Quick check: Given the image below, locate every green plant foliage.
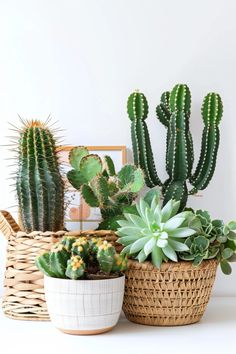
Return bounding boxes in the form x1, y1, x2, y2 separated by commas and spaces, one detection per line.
117, 189, 195, 268
16, 119, 65, 232
36, 236, 128, 279
65, 256, 85, 280
179, 209, 236, 274
67, 147, 145, 230
127, 85, 223, 210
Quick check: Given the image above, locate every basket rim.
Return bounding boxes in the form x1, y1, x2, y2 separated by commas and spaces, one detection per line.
9, 229, 117, 237
127, 258, 218, 272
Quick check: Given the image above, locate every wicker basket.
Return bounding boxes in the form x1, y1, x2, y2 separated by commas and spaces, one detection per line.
0, 210, 119, 321
123, 259, 218, 326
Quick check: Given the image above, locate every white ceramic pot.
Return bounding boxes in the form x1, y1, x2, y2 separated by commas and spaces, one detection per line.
44, 274, 125, 335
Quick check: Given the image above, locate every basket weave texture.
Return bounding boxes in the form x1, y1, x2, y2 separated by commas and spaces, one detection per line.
123, 259, 218, 326
0, 210, 118, 321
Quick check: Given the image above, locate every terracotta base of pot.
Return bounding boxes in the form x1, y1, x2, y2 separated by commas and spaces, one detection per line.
58, 326, 114, 335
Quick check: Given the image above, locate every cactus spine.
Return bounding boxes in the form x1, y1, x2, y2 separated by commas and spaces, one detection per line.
16, 120, 64, 232
127, 84, 223, 209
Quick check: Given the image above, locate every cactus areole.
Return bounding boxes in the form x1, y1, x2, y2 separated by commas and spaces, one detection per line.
16, 119, 65, 232
127, 84, 223, 209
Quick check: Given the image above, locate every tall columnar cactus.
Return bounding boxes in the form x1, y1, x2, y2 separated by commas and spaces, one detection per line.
67, 146, 144, 230
127, 85, 223, 209
16, 120, 65, 232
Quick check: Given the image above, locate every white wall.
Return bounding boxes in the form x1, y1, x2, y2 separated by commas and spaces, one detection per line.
0, 0, 235, 296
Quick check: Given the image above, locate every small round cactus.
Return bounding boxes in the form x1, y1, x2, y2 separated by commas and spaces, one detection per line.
61, 236, 77, 252
71, 237, 90, 260
36, 237, 128, 279
66, 256, 85, 280
97, 241, 116, 274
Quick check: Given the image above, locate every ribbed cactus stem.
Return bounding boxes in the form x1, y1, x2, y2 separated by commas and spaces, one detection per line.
190, 93, 223, 190
16, 120, 64, 232
169, 84, 191, 114
49, 243, 70, 278
128, 91, 162, 187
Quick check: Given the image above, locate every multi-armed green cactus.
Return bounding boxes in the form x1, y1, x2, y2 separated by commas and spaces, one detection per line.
36, 236, 127, 280
67, 146, 144, 230
127, 84, 223, 209
16, 119, 65, 232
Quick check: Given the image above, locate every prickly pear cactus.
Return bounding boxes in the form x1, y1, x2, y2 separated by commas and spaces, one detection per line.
67, 146, 144, 230
16, 119, 64, 232
127, 84, 223, 209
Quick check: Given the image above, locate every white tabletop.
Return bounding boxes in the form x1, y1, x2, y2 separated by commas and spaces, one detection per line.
0, 297, 235, 354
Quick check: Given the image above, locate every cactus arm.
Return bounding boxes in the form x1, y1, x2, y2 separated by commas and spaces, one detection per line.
190, 125, 220, 190
163, 180, 188, 210
131, 119, 162, 187
169, 84, 191, 114
186, 130, 194, 174
128, 91, 162, 187
93, 175, 109, 204
167, 111, 190, 181
156, 104, 171, 127
81, 184, 99, 207
156, 91, 171, 127
103, 155, 116, 176
127, 91, 148, 120
79, 154, 102, 182
117, 164, 144, 192
69, 146, 89, 169
67, 169, 87, 190
190, 93, 223, 190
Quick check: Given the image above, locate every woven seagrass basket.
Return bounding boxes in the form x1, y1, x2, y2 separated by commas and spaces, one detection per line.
0, 210, 119, 321
123, 259, 218, 326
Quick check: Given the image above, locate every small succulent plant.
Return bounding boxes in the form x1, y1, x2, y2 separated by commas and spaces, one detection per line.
36, 236, 127, 280
179, 210, 236, 274
117, 189, 236, 274
67, 146, 144, 230
117, 188, 196, 268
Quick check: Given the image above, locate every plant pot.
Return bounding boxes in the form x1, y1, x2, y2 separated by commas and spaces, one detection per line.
123, 259, 218, 326
44, 274, 125, 334
0, 211, 119, 321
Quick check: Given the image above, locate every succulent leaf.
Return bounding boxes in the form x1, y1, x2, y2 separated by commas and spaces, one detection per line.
117, 190, 195, 268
